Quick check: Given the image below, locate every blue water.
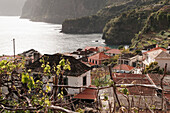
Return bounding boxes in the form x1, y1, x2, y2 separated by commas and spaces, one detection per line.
0, 16, 105, 55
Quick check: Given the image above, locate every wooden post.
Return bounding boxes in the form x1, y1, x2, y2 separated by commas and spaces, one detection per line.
109, 65, 121, 110
161, 63, 167, 111
53, 76, 58, 102
0, 74, 1, 97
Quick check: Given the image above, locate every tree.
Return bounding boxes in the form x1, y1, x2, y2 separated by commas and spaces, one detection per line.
144, 62, 163, 74
0, 57, 72, 113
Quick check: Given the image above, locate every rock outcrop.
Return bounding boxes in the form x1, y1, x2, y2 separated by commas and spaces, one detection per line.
21, 0, 107, 24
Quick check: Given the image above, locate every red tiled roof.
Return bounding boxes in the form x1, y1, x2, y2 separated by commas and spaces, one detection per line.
88, 48, 98, 52
105, 47, 111, 50
143, 47, 167, 54
85, 46, 98, 51
148, 74, 170, 89
113, 73, 145, 78
112, 73, 154, 95
113, 64, 134, 71
165, 93, 170, 102
106, 49, 121, 54
74, 88, 97, 100
97, 46, 104, 49
88, 52, 110, 60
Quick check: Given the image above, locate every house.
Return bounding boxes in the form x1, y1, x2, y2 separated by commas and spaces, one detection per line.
27, 53, 91, 95
154, 51, 170, 72
97, 46, 111, 52
18, 49, 41, 63
148, 74, 170, 109
66, 48, 95, 60
143, 47, 170, 72
105, 49, 121, 56
166, 44, 170, 54
118, 53, 143, 67
84, 46, 110, 53
113, 64, 134, 73
88, 52, 110, 66
0, 55, 31, 65
112, 73, 157, 96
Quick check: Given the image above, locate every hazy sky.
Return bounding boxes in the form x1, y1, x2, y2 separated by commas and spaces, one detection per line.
0, 0, 26, 16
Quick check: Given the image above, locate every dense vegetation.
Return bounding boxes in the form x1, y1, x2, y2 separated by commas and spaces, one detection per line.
102, 0, 170, 45
62, 0, 160, 34
131, 4, 170, 49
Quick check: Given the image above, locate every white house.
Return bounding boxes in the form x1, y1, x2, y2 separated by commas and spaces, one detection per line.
27, 53, 91, 95
105, 49, 121, 56
67, 70, 91, 94
143, 47, 170, 72
118, 53, 143, 67
143, 47, 167, 66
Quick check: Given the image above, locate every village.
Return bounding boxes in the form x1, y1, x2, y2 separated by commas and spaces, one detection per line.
0, 44, 170, 113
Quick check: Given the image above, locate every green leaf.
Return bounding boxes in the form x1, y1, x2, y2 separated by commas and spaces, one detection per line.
59, 59, 65, 66
45, 99, 51, 106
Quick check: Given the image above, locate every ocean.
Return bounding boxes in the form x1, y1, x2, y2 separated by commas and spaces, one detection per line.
0, 16, 105, 56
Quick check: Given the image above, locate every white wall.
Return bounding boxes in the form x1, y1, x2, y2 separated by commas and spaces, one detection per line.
156, 59, 170, 72
67, 70, 91, 94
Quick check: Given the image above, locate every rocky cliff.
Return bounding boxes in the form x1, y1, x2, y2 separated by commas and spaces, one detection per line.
0, 0, 26, 16
21, 0, 107, 24
62, 0, 160, 34
62, 0, 131, 34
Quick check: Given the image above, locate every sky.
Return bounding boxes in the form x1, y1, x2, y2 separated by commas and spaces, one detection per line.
0, 0, 26, 16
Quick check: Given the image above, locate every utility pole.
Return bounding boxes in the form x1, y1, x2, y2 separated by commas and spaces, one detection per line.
13, 39, 15, 59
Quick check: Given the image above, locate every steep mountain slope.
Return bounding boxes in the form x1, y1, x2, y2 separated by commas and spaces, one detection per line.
102, 4, 165, 45
130, 5, 170, 49
21, 0, 107, 24
62, 0, 160, 34
0, 0, 26, 16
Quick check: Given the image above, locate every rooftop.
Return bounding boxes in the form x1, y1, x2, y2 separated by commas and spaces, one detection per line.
112, 73, 151, 84
112, 73, 155, 95
155, 51, 170, 60
113, 64, 134, 71
88, 52, 110, 60
74, 87, 97, 100
120, 53, 135, 59
143, 47, 167, 54
105, 49, 121, 54
27, 53, 91, 76
148, 74, 170, 91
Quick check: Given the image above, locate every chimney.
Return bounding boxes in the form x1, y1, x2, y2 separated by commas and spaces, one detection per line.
96, 47, 98, 51
34, 52, 40, 62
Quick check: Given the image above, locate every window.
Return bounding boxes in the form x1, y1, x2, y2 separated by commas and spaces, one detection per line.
64, 77, 68, 85
132, 62, 136, 67
83, 76, 87, 86
124, 61, 129, 65
95, 60, 97, 64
